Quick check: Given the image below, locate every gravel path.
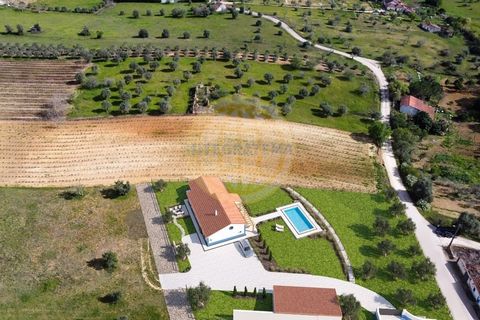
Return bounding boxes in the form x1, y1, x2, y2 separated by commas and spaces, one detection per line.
164, 289, 195, 320
136, 183, 177, 274
137, 183, 195, 319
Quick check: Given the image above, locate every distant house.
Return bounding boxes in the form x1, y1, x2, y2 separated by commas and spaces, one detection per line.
420, 22, 442, 33
234, 286, 343, 320
452, 246, 480, 309
211, 1, 228, 12
383, 0, 414, 14
161, 0, 176, 3
400, 95, 435, 119
186, 176, 248, 247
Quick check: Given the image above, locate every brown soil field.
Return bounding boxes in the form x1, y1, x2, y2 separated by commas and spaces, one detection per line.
0, 60, 85, 120
0, 115, 376, 191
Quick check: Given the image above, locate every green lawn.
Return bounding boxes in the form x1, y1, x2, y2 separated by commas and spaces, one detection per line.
295, 188, 451, 319
442, 0, 480, 36
225, 183, 292, 216
71, 57, 378, 133
0, 187, 167, 320
258, 218, 345, 279
165, 217, 195, 272
0, 3, 303, 54
193, 291, 273, 320
154, 181, 188, 214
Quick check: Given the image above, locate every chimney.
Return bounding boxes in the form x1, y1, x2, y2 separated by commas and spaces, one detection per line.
214, 210, 218, 216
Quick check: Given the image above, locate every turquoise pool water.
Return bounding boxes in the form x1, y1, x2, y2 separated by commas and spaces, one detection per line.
283, 206, 314, 234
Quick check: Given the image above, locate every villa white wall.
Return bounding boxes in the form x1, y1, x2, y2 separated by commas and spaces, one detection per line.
466, 277, 480, 307
234, 310, 341, 320
206, 223, 245, 246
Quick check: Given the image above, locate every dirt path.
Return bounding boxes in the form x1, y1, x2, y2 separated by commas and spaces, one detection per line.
0, 115, 375, 191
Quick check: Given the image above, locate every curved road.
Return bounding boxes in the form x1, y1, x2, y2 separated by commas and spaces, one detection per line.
254, 10, 477, 320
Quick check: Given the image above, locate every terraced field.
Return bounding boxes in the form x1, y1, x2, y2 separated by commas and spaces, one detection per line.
0, 60, 84, 120
0, 116, 376, 191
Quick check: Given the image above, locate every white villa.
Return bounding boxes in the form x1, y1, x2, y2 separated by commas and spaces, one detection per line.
186, 176, 252, 247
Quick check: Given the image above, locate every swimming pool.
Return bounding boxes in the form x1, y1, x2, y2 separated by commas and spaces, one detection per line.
283, 206, 315, 234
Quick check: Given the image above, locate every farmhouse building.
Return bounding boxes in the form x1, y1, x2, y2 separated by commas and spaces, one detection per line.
233, 286, 343, 320
186, 176, 248, 246
383, 0, 414, 14
420, 22, 442, 33
400, 95, 435, 119
452, 246, 480, 308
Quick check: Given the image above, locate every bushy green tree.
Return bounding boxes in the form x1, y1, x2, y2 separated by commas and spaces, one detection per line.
397, 218, 416, 235
361, 260, 377, 280
339, 294, 361, 320
102, 251, 118, 272
377, 239, 395, 256
411, 258, 436, 281
113, 180, 130, 196
395, 288, 416, 307
373, 216, 390, 236
387, 260, 406, 280
368, 121, 391, 147
187, 282, 211, 310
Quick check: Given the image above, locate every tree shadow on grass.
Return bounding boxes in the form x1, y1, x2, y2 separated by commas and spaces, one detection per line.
350, 223, 374, 240
87, 258, 105, 270
359, 244, 380, 258
100, 188, 120, 199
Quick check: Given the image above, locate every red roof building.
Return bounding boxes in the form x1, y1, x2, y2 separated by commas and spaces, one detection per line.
187, 176, 247, 246
273, 286, 342, 318
400, 95, 435, 119
234, 286, 343, 319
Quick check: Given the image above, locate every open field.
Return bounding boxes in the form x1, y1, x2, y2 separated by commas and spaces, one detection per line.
0, 60, 84, 120
442, 0, 480, 36
0, 187, 167, 320
296, 188, 451, 319
225, 182, 292, 216
0, 116, 376, 191
257, 218, 345, 279
72, 57, 378, 133
250, 5, 473, 77
0, 3, 307, 55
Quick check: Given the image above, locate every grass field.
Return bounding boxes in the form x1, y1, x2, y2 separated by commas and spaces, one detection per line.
165, 217, 196, 272
0, 3, 305, 54
71, 57, 378, 133
258, 218, 345, 279
193, 290, 273, 320
295, 188, 451, 319
249, 4, 472, 77
442, 0, 480, 36
225, 183, 292, 216
155, 181, 188, 214
0, 187, 167, 320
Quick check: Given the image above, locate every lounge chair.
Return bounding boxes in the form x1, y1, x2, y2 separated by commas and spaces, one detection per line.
275, 224, 285, 232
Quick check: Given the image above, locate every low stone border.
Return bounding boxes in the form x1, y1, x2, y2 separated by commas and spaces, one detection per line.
283, 187, 355, 283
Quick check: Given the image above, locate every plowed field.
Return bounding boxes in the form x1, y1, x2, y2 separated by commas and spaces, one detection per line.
0, 60, 84, 120
0, 116, 376, 191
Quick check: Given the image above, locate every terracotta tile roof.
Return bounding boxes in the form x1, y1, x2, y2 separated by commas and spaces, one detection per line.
187, 176, 246, 237
400, 95, 435, 119
273, 286, 342, 317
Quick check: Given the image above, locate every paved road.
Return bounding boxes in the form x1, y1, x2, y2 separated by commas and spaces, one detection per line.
160, 233, 393, 313
252, 11, 478, 320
